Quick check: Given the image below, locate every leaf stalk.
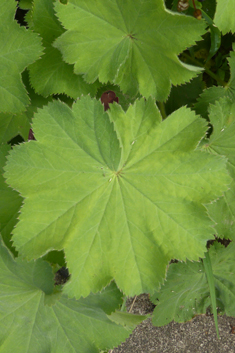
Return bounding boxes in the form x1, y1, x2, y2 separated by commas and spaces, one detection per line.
203, 251, 220, 339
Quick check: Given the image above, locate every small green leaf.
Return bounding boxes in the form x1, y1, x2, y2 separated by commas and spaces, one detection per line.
194, 86, 226, 120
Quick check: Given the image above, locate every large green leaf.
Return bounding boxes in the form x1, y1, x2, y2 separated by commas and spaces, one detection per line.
0, 239, 139, 353
54, 0, 206, 101
203, 98, 235, 240
151, 241, 235, 326
27, 0, 99, 99
0, 0, 43, 113
4, 96, 231, 298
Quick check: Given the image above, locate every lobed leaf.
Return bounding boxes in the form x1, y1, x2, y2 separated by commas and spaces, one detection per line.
0, 239, 138, 353
54, 0, 206, 101
4, 96, 231, 299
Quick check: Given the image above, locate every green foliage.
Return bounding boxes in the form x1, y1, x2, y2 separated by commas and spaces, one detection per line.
0, 239, 141, 353
0, 0, 43, 113
54, 0, 206, 100
204, 98, 235, 240
28, 0, 99, 98
0, 145, 22, 254
203, 250, 219, 338
1, 0, 235, 350
151, 242, 235, 324
214, 0, 235, 34
4, 96, 231, 300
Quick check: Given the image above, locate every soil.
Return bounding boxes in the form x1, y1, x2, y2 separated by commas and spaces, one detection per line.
54, 269, 235, 352
110, 294, 235, 353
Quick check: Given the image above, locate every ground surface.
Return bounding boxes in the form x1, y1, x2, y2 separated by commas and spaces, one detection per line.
110, 294, 235, 353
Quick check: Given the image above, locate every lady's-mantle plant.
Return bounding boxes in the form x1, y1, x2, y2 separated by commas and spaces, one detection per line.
1, 0, 235, 351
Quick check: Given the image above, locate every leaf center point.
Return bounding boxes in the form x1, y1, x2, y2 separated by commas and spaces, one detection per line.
115, 169, 123, 178
127, 33, 137, 40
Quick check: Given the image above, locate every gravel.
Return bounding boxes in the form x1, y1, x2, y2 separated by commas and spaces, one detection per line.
110, 294, 235, 353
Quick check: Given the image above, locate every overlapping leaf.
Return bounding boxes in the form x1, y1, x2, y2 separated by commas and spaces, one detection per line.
53, 0, 206, 101
4, 96, 231, 299
0, 145, 22, 254
0, 0, 43, 113
18, 0, 33, 10
0, 113, 29, 144
194, 45, 235, 119
0, 239, 140, 353
0, 71, 53, 144
214, 0, 235, 34
27, 0, 98, 98
203, 98, 235, 240
164, 75, 203, 116
151, 242, 235, 326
